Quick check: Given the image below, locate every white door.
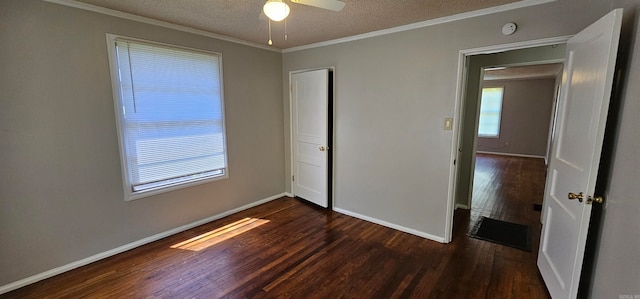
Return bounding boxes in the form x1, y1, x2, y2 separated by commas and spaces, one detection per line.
291, 69, 330, 208
538, 9, 622, 299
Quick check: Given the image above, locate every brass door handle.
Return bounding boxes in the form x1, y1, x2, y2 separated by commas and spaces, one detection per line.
568, 192, 584, 202
587, 196, 604, 204
319, 146, 326, 151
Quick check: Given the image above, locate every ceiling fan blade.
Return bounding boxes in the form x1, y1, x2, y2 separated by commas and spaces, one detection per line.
291, 0, 345, 12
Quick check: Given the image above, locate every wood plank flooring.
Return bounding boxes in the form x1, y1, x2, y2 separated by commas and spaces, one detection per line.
470, 153, 547, 226
2, 154, 550, 298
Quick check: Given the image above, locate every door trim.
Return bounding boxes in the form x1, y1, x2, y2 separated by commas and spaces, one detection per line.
445, 36, 572, 243
289, 66, 336, 207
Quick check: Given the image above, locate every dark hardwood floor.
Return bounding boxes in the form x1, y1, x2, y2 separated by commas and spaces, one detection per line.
470, 153, 547, 225
2, 154, 550, 298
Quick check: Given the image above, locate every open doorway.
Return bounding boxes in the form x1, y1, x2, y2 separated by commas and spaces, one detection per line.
446, 11, 623, 298
462, 64, 564, 261
446, 44, 565, 283
455, 61, 564, 250
445, 40, 571, 243
448, 43, 567, 246
454, 44, 566, 214
471, 63, 563, 221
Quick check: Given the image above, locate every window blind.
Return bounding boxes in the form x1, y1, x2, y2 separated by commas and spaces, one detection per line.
114, 39, 226, 192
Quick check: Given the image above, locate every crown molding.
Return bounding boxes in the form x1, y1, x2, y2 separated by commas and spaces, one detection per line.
43, 0, 559, 54
283, 0, 558, 53
42, 0, 283, 53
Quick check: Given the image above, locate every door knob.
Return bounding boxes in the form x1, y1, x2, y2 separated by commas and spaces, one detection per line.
587, 196, 604, 204
319, 146, 326, 151
568, 192, 584, 202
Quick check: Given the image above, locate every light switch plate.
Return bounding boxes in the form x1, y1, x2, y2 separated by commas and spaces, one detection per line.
444, 118, 453, 130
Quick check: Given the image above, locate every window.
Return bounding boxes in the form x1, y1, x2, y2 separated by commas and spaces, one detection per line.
107, 35, 227, 200
478, 87, 504, 138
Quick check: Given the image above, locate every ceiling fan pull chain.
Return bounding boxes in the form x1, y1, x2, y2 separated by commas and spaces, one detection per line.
285, 19, 288, 40
268, 19, 273, 45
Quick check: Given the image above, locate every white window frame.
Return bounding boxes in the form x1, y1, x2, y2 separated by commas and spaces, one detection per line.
106, 34, 229, 201
477, 86, 504, 138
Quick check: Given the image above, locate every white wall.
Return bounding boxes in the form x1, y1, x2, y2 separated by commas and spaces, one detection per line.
0, 0, 285, 288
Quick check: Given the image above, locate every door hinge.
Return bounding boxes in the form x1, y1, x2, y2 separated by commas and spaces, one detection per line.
292, 175, 295, 182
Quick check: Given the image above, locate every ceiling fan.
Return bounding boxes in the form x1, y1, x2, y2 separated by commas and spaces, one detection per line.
262, 0, 346, 45
263, 0, 345, 21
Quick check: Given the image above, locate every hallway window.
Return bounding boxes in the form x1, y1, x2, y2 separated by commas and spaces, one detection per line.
107, 35, 228, 200
478, 87, 504, 137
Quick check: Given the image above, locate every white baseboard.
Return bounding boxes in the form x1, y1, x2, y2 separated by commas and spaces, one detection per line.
476, 151, 545, 159
332, 207, 446, 243
0, 193, 286, 295
455, 203, 470, 210
284, 192, 294, 197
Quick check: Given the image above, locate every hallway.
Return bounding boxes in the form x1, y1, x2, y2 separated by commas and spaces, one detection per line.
452, 153, 550, 298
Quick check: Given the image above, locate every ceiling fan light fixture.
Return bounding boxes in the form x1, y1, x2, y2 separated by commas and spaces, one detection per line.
263, 0, 290, 22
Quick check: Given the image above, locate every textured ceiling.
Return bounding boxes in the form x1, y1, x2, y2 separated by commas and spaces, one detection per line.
72, 0, 524, 49
483, 63, 563, 81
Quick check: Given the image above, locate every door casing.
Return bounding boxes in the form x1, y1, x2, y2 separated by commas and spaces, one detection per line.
446, 36, 571, 243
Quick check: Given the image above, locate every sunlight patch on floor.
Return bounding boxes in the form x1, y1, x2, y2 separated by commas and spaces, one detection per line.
171, 217, 270, 251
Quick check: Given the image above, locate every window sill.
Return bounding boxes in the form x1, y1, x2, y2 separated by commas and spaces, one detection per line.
124, 173, 229, 201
